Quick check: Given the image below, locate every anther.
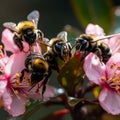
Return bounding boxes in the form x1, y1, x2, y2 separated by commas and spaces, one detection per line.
110, 63, 116, 69
16, 73, 21, 78
22, 93, 28, 98
101, 76, 106, 81
117, 66, 120, 70
15, 90, 19, 95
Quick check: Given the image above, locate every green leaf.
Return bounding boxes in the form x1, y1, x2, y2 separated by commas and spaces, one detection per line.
102, 113, 120, 120
71, 0, 114, 33
57, 53, 85, 95
68, 97, 80, 107
20, 95, 68, 120
21, 100, 44, 120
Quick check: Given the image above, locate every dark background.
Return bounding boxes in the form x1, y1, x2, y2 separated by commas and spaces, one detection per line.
0, 0, 120, 38
0, 0, 80, 39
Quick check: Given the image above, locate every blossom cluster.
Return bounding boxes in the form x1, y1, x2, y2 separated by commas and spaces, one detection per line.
0, 29, 55, 117
84, 24, 120, 115
1, 17, 120, 118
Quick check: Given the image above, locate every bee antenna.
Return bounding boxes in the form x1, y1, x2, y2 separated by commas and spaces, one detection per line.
92, 32, 120, 42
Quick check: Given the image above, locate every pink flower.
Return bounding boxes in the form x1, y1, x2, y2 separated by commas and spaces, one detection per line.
85, 23, 105, 36
84, 53, 120, 115
1, 29, 29, 53
0, 51, 27, 116
0, 29, 55, 117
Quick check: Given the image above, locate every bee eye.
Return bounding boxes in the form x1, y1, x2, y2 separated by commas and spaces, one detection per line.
82, 39, 87, 45
81, 39, 89, 48
55, 42, 63, 51
76, 39, 88, 51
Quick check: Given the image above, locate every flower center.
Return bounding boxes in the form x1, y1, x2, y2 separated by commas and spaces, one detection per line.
101, 63, 120, 94
107, 72, 120, 92
9, 73, 31, 100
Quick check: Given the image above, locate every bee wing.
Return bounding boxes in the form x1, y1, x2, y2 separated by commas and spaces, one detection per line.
3, 22, 18, 32
38, 38, 50, 46
43, 38, 50, 43
57, 31, 67, 42
27, 10, 39, 28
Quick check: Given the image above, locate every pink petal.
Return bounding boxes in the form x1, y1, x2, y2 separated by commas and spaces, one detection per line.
84, 53, 106, 85
42, 85, 56, 101
7, 94, 26, 117
31, 43, 42, 54
0, 80, 7, 97
3, 89, 12, 110
1, 29, 20, 53
1, 29, 30, 53
85, 23, 105, 36
99, 88, 120, 115
106, 53, 120, 79
25, 84, 55, 100
5, 52, 27, 75
105, 36, 120, 54
0, 56, 9, 72
22, 41, 30, 52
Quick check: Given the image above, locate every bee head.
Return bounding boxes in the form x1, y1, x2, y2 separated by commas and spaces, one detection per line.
76, 37, 89, 51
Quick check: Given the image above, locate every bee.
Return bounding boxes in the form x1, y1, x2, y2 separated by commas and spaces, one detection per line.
3, 10, 44, 51
75, 33, 120, 63
20, 52, 51, 95
46, 31, 72, 61
44, 31, 72, 72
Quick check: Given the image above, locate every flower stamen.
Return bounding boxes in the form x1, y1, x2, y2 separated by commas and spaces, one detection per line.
110, 63, 116, 69
101, 76, 106, 82
0, 45, 4, 58
107, 70, 120, 93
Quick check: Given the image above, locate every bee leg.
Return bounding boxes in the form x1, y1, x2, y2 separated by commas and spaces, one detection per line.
80, 51, 88, 62
69, 48, 72, 57
60, 45, 66, 61
20, 69, 29, 82
51, 59, 59, 72
95, 48, 103, 63
42, 70, 52, 97
28, 84, 36, 92
37, 29, 44, 40
53, 60, 60, 72
45, 54, 59, 72
20, 70, 25, 82
13, 36, 23, 51
59, 55, 65, 61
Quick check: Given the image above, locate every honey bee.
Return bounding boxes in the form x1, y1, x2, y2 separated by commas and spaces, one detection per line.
20, 52, 51, 95
75, 33, 120, 63
3, 10, 44, 51
46, 31, 72, 60
44, 31, 72, 72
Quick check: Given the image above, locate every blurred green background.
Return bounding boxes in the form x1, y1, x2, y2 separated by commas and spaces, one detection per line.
0, 0, 119, 38
1, 0, 120, 120
0, 0, 80, 38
